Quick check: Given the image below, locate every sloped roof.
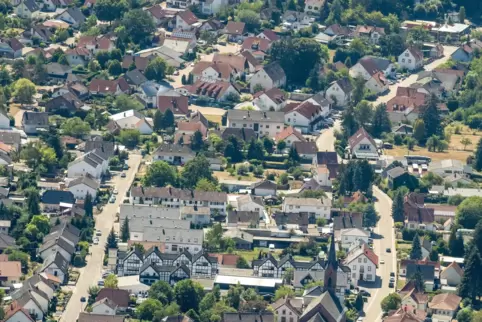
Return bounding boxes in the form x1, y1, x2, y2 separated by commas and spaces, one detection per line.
275, 126, 306, 142
96, 288, 130, 307
177, 10, 198, 25
225, 21, 246, 35
348, 127, 377, 149
428, 293, 461, 311
261, 62, 286, 82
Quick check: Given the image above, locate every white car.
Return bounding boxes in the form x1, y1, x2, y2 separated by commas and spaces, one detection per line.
113, 189, 118, 195
93, 238, 99, 245
380, 260, 385, 264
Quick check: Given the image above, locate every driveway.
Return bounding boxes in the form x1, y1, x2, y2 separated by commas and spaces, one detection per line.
315, 120, 341, 153
375, 45, 458, 105
60, 154, 142, 322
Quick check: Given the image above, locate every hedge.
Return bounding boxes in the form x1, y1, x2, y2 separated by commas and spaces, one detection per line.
263, 161, 288, 170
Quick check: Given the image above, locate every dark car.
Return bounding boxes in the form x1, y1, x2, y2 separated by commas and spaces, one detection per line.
386, 248, 391, 253
80, 297, 86, 302
390, 272, 395, 277
359, 290, 371, 297
389, 282, 394, 288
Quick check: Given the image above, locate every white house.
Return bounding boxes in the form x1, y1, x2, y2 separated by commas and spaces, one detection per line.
201, 0, 227, 15
40, 252, 69, 284
340, 228, 370, 251
249, 62, 286, 93
175, 10, 199, 30
274, 126, 306, 148
91, 298, 117, 316
0, 112, 10, 129
398, 47, 424, 71
250, 180, 277, 196
347, 127, 379, 160
365, 71, 389, 94
343, 244, 378, 283
15, 0, 39, 19
234, 194, 265, 216
304, 0, 324, 14
152, 143, 195, 165
55, 7, 85, 28
325, 78, 353, 107
191, 61, 235, 83
109, 110, 153, 135
67, 150, 108, 179
349, 56, 396, 80
282, 197, 331, 219
67, 175, 99, 200
428, 293, 461, 322
253, 87, 287, 111
284, 101, 325, 134
440, 261, 463, 287
226, 110, 285, 138
180, 206, 211, 226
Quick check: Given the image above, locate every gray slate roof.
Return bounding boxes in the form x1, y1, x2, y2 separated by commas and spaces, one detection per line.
262, 62, 286, 82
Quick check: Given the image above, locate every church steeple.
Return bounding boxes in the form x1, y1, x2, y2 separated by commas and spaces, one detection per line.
324, 234, 338, 293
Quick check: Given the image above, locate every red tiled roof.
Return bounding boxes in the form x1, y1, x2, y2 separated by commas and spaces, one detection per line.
177, 10, 198, 25
96, 288, 130, 308
213, 53, 247, 73
191, 61, 233, 80
285, 101, 321, 119
184, 80, 235, 99
259, 29, 279, 41
177, 121, 207, 136
122, 55, 150, 71
89, 78, 128, 94
242, 37, 271, 52
3, 301, 35, 322
275, 126, 306, 142
225, 21, 246, 35
158, 95, 189, 116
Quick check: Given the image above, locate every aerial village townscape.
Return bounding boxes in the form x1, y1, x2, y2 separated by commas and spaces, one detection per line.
0, 0, 482, 321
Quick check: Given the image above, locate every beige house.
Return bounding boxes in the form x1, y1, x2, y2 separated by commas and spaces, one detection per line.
440, 261, 463, 287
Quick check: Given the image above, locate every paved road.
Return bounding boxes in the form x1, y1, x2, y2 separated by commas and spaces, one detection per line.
314, 122, 397, 322
363, 186, 397, 322
60, 154, 142, 322
375, 45, 458, 105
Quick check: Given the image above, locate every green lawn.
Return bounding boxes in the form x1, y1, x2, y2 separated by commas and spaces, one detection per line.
232, 248, 313, 263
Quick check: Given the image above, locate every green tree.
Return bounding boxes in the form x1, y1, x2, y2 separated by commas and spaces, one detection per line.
162, 109, 175, 129
247, 138, 265, 160
195, 178, 218, 192
421, 94, 442, 139
153, 110, 163, 132
137, 298, 163, 321
370, 103, 391, 138
29, 215, 50, 235
120, 217, 129, 242
199, 292, 216, 312
121, 9, 155, 44
108, 60, 122, 76
61, 117, 91, 138
145, 57, 168, 82
270, 38, 328, 84
84, 193, 93, 218
351, 77, 366, 106
459, 6, 466, 22
13, 78, 36, 105
392, 189, 405, 222
149, 280, 174, 305
180, 155, 214, 188
236, 256, 250, 268
274, 285, 294, 300
412, 119, 425, 142
114, 94, 144, 111
119, 129, 141, 148
190, 130, 204, 152
354, 293, 364, 311
354, 100, 373, 128
104, 274, 118, 288
448, 227, 464, 257
174, 279, 204, 312
410, 233, 422, 260
429, 249, 439, 261
380, 293, 401, 312
106, 228, 117, 249
263, 137, 274, 154
226, 283, 243, 309
224, 136, 244, 162
236, 9, 261, 32
456, 196, 482, 229
458, 248, 482, 303
25, 188, 41, 215
94, 0, 128, 22
143, 161, 178, 187
363, 203, 379, 228
277, 140, 287, 152
205, 223, 223, 250
473, 138, 482, 171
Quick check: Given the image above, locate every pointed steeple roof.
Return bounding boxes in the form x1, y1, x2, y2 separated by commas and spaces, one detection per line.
327, 233, 338, 270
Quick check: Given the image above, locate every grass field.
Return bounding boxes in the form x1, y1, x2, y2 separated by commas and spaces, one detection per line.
234, 248, 313, 262
205, 114, 223, 125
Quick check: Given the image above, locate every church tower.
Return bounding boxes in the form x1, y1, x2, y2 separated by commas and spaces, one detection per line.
324, 234, 338, 293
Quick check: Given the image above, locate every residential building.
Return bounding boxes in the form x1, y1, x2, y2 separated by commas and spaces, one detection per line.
282, 11, 311, 30
22, 112, 49, 135
242, 37, 272, 61
223, 229, 253, 249
224, 21, 246, 42
383, 307, 426, 322
45, 92, 82, 114
67, 174, 99, 200
77, 35, 115, 54
89, 78, 130, 96
339, 228, 369, 251
387, 167, 413, 190
91, 298, 118, 316
191, 61, 235, 82
0, 38, 24, 59
56, 7, 86, 27
398, 47, 424, 71
175, 10, 199, 30
234, 194, 265, 215
398, 281, 428, 311
96, 288, 130, 312
253, 88, 287, 111
274, 126, 306, 148
41, 190, 75, 212
346, 127, 379, 160
68, 149, 109, 179
0, 220, 10, 234
39, 252, 69, 283
0, 261, 21, 287
15, 0, 39, 19
257, 29, 279, 42
342, 243, 378, 283
152, 143, 194, 165
325, 78, 353, 107
365, 71, 389, 94
406, 263, 435, 292
304, 0, 324, 14
353, 25, 385, 44
440, 261, 463, 287
226, 110, 285, 138
109, 110, 153, 135
451, 40, 482, 62
249, 62, 286, 93
293, 142, 317, 160
312, 151, 339, 187
404, 193, 435, 231
180, 206, 211, 226
226, 210, 260, 227
65, 47, 91, 66
428, 293, 461, 322
284, 101, 325, 134
157, 93, 190, 118
78, 313, 126, 322
250, 180, 277, 196
349, 56, 396, 81
429, 159, 472, 178
180, 80, 240, 102
273, 212, 309, 231
130, 186, 227, 214
282, 197, 331, 220
201, 0, 227, 14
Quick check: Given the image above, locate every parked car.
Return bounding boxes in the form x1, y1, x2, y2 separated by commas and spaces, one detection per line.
390, 272, 395, 277
386, 248, 391, 253
97, 280, 104, 286
80, 297, 86, 302
93, 237, 99, 245
96, 230, 102, 236
121, 172, 127, 178
359, 290, 371, 297
389, 282, 394, 288
113, 189, 118, 195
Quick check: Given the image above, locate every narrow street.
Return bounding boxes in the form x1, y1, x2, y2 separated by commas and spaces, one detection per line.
315, 123, 396, 322
60, 154, 142, 322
